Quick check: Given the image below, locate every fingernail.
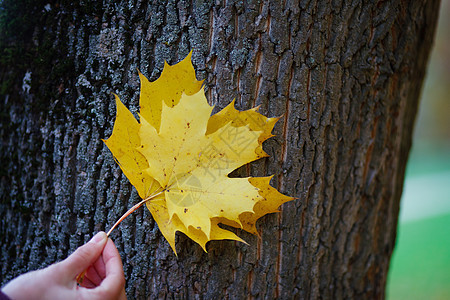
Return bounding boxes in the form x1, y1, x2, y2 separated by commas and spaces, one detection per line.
90, 231, 106, 244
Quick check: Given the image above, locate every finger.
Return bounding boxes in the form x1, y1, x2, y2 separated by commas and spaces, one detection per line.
80, 276, 97, 289
94, 239, 125, 297
87, 255, 105, 284
119, 286, 127, 300
93, 253, 106, 279
85, 265, 102, 286
58, 232, 107, 278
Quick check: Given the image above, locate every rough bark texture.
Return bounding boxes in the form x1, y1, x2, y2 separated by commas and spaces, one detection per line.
0, 0, 440, 298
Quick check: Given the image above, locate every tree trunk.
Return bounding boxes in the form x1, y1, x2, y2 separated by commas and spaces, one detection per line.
0, 0, 440, 298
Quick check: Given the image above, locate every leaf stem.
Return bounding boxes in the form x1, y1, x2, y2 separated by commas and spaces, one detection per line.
106, 189, 164, 237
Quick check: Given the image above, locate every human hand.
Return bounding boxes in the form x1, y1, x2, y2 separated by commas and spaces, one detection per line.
1, 232, 126, 300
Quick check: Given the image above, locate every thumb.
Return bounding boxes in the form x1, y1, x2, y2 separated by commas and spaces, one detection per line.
58, 232, 108, 278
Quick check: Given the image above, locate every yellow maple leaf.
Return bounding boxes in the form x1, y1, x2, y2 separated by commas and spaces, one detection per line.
103, 52, 294, 254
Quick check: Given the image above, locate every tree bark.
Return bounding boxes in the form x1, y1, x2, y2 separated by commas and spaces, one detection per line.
0, 0, 440, 298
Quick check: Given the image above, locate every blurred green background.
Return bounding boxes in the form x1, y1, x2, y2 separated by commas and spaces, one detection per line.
386, 1, 450, 299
